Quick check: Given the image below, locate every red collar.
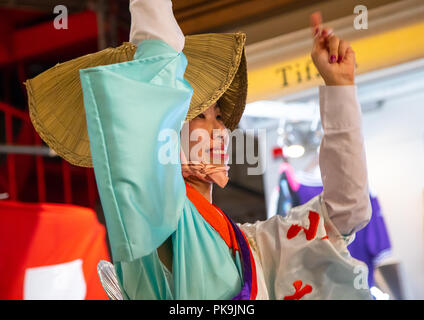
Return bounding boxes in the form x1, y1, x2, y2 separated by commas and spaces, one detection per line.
185, 183, 239, 255
185, 183, 258, 300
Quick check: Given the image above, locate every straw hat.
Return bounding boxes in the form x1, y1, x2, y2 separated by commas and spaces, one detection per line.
24, 32, 247, 168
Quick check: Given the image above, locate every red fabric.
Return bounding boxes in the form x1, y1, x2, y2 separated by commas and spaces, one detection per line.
0, 10, 98, 65
185, 183, 239, 253
0, 201, 109, 300
283, 280, 313, 300
287, 210, 320, 241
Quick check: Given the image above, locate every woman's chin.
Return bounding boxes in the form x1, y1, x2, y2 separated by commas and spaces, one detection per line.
208, 156, 227, 167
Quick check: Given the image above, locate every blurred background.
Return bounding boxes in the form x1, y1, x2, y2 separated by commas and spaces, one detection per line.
0, 0, 423, 300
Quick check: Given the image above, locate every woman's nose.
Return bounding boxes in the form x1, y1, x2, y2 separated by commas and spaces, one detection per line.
212, 116, 226, 130
209, 119, 224, 136
211, 121, 229, 147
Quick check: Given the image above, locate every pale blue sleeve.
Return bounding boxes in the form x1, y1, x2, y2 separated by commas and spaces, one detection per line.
79, 39, 193, 262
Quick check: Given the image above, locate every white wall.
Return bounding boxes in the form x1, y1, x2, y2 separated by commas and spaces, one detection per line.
361, 89, 424, 299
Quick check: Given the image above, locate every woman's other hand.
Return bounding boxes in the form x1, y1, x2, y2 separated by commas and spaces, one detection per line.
310, 11, 356, 86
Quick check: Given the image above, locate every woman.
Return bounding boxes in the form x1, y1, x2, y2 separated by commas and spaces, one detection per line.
26, 0, 371, 299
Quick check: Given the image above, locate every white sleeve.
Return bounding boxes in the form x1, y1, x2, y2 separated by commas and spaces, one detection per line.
239, 195, 372, 300
129, 0, 185, 52
318, 85, 371, 236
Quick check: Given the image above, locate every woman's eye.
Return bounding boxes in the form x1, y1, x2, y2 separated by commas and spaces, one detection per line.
197, 114, 206, 119
216, 115, 222, 120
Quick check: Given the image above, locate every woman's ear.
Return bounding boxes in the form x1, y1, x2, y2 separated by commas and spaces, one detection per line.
180, 121, 190, 160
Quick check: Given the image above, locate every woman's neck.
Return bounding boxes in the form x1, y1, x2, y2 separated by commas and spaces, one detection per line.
184, 177, 213, 203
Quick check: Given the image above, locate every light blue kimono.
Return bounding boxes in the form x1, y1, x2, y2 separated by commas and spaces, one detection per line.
79, 39, 243, 299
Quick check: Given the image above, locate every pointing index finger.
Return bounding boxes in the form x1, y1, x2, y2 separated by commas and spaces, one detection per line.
310, 11, 322, 36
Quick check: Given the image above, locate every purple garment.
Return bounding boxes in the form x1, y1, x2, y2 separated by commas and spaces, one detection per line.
296, 183, 392, 287
213, 205, 254, 300
297, 184, 324, 207
227, 216, 254, 300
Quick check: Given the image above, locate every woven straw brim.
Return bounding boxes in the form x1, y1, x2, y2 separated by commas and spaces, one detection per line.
24, 33, 247, 168
183, 33, 247, 131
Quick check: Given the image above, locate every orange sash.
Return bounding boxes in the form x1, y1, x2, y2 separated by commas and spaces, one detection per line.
185, 183, 257, 300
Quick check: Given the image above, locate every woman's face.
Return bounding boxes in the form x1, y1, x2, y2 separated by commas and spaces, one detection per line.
181, 102, 229, 166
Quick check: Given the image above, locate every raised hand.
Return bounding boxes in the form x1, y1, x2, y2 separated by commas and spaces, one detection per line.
310, 12, 356, 86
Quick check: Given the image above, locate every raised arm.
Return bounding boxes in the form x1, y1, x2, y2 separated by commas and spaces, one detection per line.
78, 1, 193, 263
129, 0, 185, 52
310, 13, 371, 236
318, 86, 371, 235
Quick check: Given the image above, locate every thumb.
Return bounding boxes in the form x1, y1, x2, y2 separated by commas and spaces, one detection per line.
344, 46, 356, 64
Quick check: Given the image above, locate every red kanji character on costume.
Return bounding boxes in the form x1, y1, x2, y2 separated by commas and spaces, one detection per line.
283, 280, 313, 300
287, 210, 320, 241
320, 223, 330, 240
